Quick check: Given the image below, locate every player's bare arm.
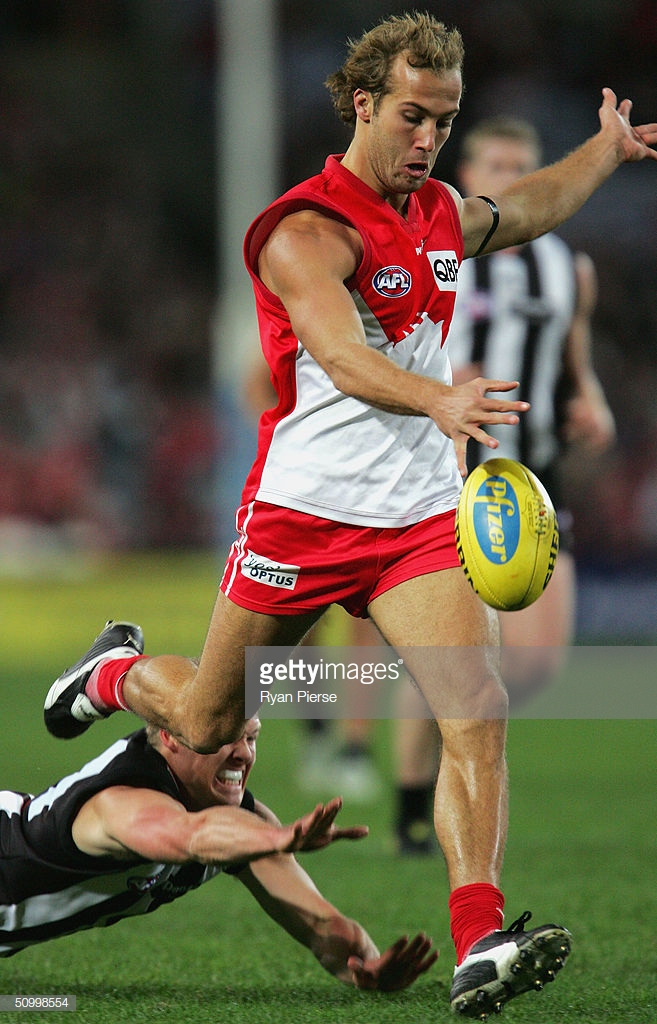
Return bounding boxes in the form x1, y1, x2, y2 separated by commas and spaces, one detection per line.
71, 788, 367, 865
259, 210, 528, 475
562, 252, 616, 449
236, 816, 437, 990
458, 88, 657, 258
346, 933, 438, 991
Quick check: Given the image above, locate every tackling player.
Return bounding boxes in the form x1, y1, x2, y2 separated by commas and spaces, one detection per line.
0, 715, 435, 990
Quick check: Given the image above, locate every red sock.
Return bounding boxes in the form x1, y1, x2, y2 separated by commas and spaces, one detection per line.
449, 883, 505, 965
86, 655, 147, 712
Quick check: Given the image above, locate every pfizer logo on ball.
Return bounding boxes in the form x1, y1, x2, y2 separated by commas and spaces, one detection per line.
471, 475, 521, 565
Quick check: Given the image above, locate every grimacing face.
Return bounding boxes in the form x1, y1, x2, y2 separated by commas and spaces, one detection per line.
163, 717, 261, 811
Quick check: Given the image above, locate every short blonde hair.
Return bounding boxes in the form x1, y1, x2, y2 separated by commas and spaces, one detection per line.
326, 11, 464, 126
460, 117, 542, 165
145, 722, 163, 748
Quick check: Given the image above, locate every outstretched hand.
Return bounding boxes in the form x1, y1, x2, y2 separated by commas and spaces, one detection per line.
434, 378, 529, 477
347, 933, 438, 992
281, 797, 368, 853
599, 87, 657, 162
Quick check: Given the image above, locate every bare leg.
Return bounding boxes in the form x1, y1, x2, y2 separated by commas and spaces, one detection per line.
391, 554, 575, 845
123, 592, 324, 751
395, 680, 441, 786
393, 682, 441, 853
369, 567, 507, 890
500, 551, 575, 707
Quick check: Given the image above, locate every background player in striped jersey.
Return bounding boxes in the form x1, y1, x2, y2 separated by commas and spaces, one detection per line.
0, 715, 436, 988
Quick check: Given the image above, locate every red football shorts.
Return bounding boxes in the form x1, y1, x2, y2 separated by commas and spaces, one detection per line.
220, 500, 461, 618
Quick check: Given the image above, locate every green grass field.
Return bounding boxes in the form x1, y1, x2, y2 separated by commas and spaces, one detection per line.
2, 552, 657, 1023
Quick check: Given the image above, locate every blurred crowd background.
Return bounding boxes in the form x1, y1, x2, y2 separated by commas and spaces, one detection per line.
1, 0, 656, 638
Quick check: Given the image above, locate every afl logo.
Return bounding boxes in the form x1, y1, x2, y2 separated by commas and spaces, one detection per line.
372, 266, 412, 297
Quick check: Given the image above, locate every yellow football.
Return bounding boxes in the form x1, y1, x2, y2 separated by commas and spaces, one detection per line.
455, 458, 559, 611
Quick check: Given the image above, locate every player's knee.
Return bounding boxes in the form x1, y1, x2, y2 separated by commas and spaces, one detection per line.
433, 667, 508, 721
183, 710, 246, 754
439, 679, 508, 760
503, 646, 564, 697
451, 671, 508, 723
481, 671, 509, 718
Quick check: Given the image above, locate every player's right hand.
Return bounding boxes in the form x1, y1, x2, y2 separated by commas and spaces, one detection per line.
282, 797, 369, 853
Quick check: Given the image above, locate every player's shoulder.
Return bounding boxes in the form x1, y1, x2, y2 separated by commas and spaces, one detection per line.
270, 206, 355, 239
250, 795, 276, 823
97, 729, 181, 799
259, 206, 363, 282
431, 177, 461, 200
422, 177, 463, 212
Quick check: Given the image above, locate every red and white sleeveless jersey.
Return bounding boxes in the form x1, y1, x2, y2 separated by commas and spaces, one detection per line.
242, 155, 464, 527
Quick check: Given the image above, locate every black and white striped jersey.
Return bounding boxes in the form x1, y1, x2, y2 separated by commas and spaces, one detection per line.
447, 234, 577, 474
0, 730, 255, 957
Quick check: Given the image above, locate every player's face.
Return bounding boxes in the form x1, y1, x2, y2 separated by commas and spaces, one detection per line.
459, 138, 539, 196
358, 57, 461, 210
174, 718, 261, 810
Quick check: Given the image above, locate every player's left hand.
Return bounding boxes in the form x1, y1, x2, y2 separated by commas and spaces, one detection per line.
282, 797, 369, 853
599, 88, 657, 162
347, 933, 439, 991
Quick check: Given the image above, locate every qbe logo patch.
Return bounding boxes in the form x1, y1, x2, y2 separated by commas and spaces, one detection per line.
427, 250, 459, 292
241, 550, 301, 589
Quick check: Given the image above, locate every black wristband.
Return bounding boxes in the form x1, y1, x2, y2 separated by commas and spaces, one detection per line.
472, 196, 500, 257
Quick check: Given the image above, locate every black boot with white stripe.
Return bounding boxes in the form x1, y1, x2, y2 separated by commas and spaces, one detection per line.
44, 620, 143, 739
450, 911, 571, 1019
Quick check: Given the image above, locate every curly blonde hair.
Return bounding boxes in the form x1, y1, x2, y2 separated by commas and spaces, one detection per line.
325, 11, 464, 126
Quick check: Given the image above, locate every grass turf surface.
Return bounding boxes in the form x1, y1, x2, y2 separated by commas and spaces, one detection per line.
1, 552, 657, 1022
